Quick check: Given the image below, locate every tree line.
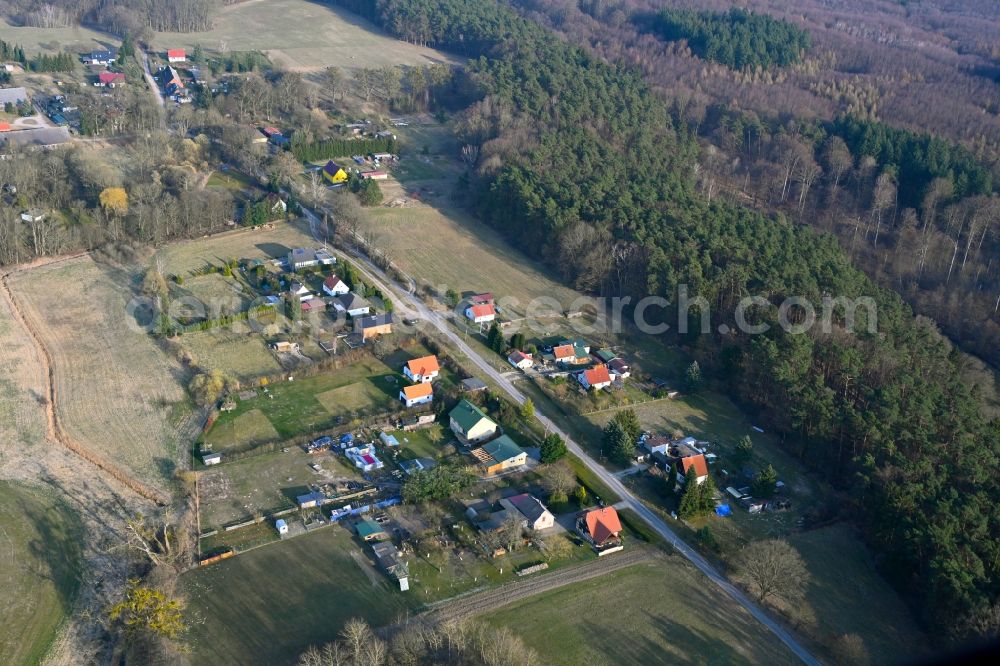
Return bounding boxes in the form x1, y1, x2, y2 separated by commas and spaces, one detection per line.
331, 0, 1000, 641
290, 136, 396, 162
640, 7, 812, 71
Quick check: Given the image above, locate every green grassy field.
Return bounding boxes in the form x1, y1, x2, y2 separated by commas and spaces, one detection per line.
0, 19, 112, 54
151, 0, 456, 72
203, 354, 398, 450
182, 527, 415, 665
788, 524, 929, 663
0, 482, 82, 665
491, 559, 797, 665
179, 329, 282, 380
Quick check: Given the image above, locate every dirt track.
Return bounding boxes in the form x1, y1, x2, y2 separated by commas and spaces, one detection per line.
0, 254, 168, 505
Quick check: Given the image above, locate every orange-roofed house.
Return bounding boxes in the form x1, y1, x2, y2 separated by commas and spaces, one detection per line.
399, 382, 433, 408
577, 506, 624, 555
465, 302, 496, 324
403, 355, 439, 383
579, 364, 612, 391
167, 49, 186, 63
680, 453, 709, 485
0, 122, 10, 132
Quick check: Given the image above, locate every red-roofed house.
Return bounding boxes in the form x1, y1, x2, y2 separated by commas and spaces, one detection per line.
360, 171, 388, 180
578, 506, 623, 555
97, 71, 126, 88
579, 364, 612, 391
300, 298, 325, 313
322, 275, 350, 296
262, 126, 282, 138
680, 454, 709, 485
507, 350, 533, 370
0, 122, 10, 132
465, 303, 496, 324
167, 49, 186, 63
470, 293, 494, 305
403, 355, 440, 383
399, 382, 433, 408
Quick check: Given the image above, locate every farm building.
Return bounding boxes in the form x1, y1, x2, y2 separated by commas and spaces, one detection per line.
577, 506, 624, 555
399, 382, 433, 408
449, 399, 498, 443
461, 377, 487, 393
473, 435, 528, 475
322, 160, 349, 184
355, 518, 387, 542
579, 364, 612, 391
271, 341, 299, 353
355, 313, 393, 340
297, 491, 326, 508
333, 292, 371, 317
464, 303, 496, 324
403, 355, 439, 383
470, 293, 494, 305
507, 350, 533, 370
167, 49, 186, 62
202, 452, 221, 466
288, 247, 335, 270
323, 275, 350, 296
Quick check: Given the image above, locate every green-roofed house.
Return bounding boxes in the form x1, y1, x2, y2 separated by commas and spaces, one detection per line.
449, 399, 498, 444
355, 518, 387, 542
592, 348, 617, 364
473, 434, 528, 475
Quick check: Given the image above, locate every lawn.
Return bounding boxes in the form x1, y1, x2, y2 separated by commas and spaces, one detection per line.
205, 169, 258, 192
0, 19, 112, 54
490, 559, 797, 665
788, 524, 930, 663
178, 329, 282, 380
9, 256, 198, 488
151, 0, 456, 72
181, 527, 416, 665
202, 355, 398, 451
0, 482, 82, 666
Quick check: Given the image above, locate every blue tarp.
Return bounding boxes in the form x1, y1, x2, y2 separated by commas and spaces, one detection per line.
340, 433, 354, 444
715, 504, 732, 517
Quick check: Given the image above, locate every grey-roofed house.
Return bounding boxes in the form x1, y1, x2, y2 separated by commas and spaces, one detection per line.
502, 493, 555, 531
461, 377, 487, 393
355, 313, 393, 340
333, 292, 371, 317
371, 541, 409, 590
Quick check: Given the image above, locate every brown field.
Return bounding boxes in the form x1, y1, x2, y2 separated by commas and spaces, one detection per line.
8, 256, 198, 488
151, 0, 456, 72
0, 282, 48, 453
179, 329, 282, 380
0, 19, 112, 55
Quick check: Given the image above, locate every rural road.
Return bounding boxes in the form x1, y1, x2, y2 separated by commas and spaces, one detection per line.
302, 207, 819, 665
139, 47, 166, 109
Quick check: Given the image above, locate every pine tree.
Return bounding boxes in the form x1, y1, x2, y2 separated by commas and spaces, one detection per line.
540, 433, 567, 463
733, 435, 753, 467
487, 321, 505, 354
684, 360, 703, 391
752, 464, 778, 499
678, 467, 702, 518
612, 408, 641, 443
603, 419, 634, 464
699, 473, 718, 512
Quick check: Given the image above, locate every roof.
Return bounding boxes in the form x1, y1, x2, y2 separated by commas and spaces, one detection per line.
461, 377, 487, 392
356, 518, 385, 539
467, 303, 495, 318
406, 355, 439, 377
508, 350, 532, 364
0, 87, 28, 105
167, 49, 186, 58
583, 365, 612, 385
275, 519, 287, 528
0, 122, 9, 132
681, 454, 709, 478
402, 383, 433, 400
324, 275, 347, 290
290, 247, 316, 262
323, 160, 345, 176
358, 313, 392, 329
593, 349, 617, 363
481, 435, 526, 465
609, 358, 630, 372
300, 298, 325, 311
552, 344, 575, 360
584, 506, 622, 544
471, 292, 494, 304
262, 126, 282, 136
450, 399, 494, 432
297, 490, 326, 505
98, 71, 125, 84
336, 292, 369, 310
507, 493, 549, 523
90, 50, 115, 58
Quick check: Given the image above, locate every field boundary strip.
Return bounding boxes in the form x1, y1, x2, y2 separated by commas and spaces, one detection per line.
1, 253, 169, 505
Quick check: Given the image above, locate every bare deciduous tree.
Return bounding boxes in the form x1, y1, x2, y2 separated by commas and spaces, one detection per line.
736, 539, 809, 605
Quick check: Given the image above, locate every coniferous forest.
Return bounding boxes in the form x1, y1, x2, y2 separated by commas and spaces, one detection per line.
328, 0, 1000, 641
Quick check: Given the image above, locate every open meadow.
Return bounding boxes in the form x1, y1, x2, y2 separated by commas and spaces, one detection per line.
0, 482, 82, 666
490, 558, 797, 665
151, 0, 456, 72
9, 256, 198, 489
0, 18, 111, 55
182, 527, 415, 665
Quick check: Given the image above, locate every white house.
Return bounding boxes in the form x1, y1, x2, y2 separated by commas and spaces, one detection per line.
579, 364, 612, 391
20, 209, 45, 223
167, 49, 186, 63
507, 350, 533, 370
502, 493, 555, 531
403, 355, 439, 383
465, 303, 496, 324
289, 281, 312, 301
323, 274, 350, 297
400, 382, 434, 408
333, 292, 371, 317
